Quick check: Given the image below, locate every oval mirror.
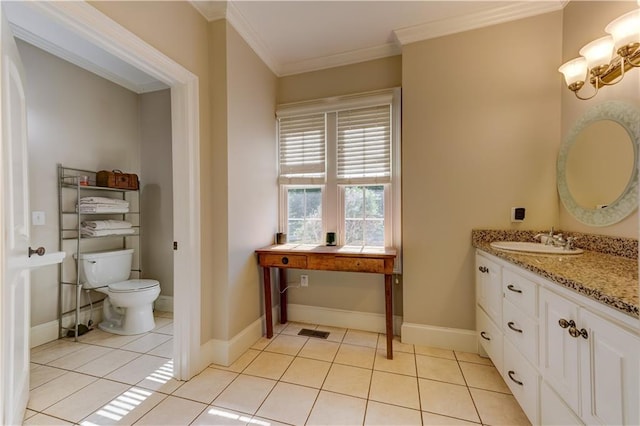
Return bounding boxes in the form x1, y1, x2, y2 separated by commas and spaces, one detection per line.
557, 101, 640, 226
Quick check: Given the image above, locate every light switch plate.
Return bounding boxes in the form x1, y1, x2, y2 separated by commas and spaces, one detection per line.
32, 211, 45, 226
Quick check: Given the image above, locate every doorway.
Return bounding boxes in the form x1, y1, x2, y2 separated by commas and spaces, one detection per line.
5, 2, 202, 381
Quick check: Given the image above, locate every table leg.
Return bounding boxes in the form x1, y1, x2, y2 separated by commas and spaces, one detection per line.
263, 266, 273, 338
385, 274, 393, 359
279, 268, 288, 324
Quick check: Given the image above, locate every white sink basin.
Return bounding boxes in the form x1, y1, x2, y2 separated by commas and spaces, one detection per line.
490, 241, 583, 255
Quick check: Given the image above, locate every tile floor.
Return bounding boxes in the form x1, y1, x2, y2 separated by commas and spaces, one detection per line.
25, 315, 530, 425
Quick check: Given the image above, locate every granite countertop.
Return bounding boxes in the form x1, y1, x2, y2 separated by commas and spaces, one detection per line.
472, 230, 639, 319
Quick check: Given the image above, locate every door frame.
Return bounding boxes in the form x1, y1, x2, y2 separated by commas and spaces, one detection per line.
9, 2, 202, 380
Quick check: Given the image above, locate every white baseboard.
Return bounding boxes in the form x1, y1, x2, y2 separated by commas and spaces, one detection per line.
154, 295, 174, 312
202, 303, 403, 369
401, 322, 477, 353
30, 306, 104, 348
200, 310, 271, 369
30, 320, 60, 349
287, 303, 403, 335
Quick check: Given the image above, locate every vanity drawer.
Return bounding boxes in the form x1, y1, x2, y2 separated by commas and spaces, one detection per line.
503, 268, 537, 318
260, 254, 307, 268
503, 338, 539, 426
477, 305, 503, 372
503, 298, 538, 366
335, 257, 384, 273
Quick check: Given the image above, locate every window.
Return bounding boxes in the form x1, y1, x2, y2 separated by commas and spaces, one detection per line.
286, 187, 322, 244
343, 185, 385, 246
277, 89, 401, 263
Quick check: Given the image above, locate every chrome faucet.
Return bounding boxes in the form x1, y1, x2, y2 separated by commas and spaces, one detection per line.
534, 227, 555, 245
534, 227, 577, 250
553, 234, 577, 250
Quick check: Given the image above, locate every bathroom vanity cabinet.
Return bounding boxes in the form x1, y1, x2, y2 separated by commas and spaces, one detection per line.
57, 165, 140, 340
475, 250, 639, 426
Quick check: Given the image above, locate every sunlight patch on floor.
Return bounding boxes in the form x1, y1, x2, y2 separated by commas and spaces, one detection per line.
80, 360, 173, 424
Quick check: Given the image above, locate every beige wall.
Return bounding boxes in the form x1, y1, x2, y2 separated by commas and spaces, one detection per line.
89, 0, 216, 340
18, 40, 142, 327
140, 89, 174, 296
208, 19, 230, 340
90, 2, 278, 344
559, 1, 640, 237
276, 57, 403, 316
80, 1, 638, 351
278, 55, 402, 104
402, 12, 563, 330
226, 24, 278, 338
207, 21, 278, 340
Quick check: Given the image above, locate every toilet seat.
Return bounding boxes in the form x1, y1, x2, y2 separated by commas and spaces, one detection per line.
108, 279, 159, 293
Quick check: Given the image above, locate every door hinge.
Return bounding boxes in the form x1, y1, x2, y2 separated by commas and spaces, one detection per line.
173, 241, 178, 250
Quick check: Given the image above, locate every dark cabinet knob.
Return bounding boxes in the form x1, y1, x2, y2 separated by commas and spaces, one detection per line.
508, 370, 523, 386
507, 284, 522, 294
558, 318, 575, 329
281, 257, 289, 265
568, 326, 589, 339
507, 321, 523, 333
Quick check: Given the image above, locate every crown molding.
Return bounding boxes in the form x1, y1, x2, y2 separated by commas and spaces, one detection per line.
188, 0, 400, 76
188, 1, 280, 74
189, 0, 226, 22
188, 0, 566, 76
279, 42, 401, 77
393, 1, 566, 46
225, 1, 281, 75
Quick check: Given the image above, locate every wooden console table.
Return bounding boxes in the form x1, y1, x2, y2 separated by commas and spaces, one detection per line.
255, 244, 397, 359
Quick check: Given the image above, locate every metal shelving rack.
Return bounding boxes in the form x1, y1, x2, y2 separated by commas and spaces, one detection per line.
57, 164, 141, 340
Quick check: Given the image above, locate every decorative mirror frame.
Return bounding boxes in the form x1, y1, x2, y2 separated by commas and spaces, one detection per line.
557, 101, 640, 226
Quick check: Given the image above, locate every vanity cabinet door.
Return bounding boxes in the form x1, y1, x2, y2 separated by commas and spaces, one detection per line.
539, 288, 580, 414
475, 254, 502, 325
540, 380, 584, 426
578, 310, 640, 426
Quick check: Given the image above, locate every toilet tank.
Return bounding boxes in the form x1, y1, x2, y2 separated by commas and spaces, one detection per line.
75, 249, 134, 288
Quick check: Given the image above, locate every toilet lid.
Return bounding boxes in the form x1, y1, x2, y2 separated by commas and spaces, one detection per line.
108, 279, 159, 293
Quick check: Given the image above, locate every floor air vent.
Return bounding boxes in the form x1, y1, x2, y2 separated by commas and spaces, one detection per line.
298, 328, 330, 339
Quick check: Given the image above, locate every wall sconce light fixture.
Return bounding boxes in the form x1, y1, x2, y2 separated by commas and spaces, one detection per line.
559, 9, 640, 100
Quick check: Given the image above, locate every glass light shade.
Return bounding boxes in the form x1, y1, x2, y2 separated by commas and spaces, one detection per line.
579, 36, 615, 70
559, 57, 587, 86
605, 9, 640, 49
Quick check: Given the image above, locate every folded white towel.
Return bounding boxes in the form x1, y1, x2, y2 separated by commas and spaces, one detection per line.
79, 196, 129, 206
81, 220, 132, 230
78, 204, 129, 213
81, 227, 135, 237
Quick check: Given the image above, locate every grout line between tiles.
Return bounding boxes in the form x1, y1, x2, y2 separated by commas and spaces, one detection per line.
28, 319, 527, 426
455, 351, 484, 425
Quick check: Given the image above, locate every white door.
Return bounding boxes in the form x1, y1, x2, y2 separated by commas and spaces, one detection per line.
1, 7, 31, 425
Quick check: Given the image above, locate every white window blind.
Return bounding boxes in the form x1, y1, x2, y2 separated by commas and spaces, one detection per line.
278, 113, 326, 183
337, 105, 391, 184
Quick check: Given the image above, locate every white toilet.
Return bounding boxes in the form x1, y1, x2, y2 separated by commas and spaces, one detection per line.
76, 249, 160, 335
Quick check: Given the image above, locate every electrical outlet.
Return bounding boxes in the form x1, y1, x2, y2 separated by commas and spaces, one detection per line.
300, 275, 309, 287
